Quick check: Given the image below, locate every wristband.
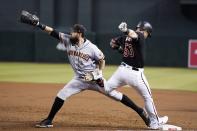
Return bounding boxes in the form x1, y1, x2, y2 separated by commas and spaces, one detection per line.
37, 22, 46, 30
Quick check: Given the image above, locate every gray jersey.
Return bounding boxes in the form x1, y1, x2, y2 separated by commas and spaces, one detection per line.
59, 33, 104, 78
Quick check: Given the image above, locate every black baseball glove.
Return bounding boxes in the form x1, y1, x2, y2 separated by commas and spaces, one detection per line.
20, 10, 39, 26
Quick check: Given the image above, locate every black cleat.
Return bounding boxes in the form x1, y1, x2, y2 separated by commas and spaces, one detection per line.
35, 119, 53, 128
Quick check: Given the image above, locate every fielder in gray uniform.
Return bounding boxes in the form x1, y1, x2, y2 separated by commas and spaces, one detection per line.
20, 10, 150, 128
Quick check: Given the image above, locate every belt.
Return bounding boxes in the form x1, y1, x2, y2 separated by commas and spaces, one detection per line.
121, 62, 139, 71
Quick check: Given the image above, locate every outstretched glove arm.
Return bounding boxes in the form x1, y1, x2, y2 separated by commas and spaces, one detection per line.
20, 10, 60, 40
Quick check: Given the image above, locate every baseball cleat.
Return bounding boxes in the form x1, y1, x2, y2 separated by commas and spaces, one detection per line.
148, 116, 169, 130
159, 116, 168, 125
35, 119, 53, 128
148, 122, 161, 130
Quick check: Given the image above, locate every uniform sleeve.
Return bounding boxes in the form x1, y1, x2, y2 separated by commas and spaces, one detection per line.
110, 35, 125, 50
113, 36, 124, 46
92, 45, 105, 61
59, 33, 71, 47
56, 42, 67, 51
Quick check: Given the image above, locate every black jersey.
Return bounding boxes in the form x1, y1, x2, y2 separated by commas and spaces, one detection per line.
114, 32, 145, 68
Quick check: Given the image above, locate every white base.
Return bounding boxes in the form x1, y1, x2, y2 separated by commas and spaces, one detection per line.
161, 124, 182, 130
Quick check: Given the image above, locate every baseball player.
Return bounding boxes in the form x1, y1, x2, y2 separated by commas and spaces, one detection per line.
20, 11, 150, 128
105, 21, 169, 129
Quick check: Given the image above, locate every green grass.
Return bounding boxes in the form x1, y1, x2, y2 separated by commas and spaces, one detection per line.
144, 67, 197, 91
0, 62, 73, 83
0, 62, 197, 92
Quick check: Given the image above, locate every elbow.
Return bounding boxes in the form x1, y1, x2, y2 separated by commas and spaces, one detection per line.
110, 39, 118, 49
128, 29, 138, 38
50, 29, 60, 40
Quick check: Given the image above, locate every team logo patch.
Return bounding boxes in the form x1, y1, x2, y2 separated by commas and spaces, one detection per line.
68, 50, 90, 61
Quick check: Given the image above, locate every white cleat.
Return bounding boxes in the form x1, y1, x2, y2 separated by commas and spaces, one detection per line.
159, 116, 168, 125
148, 116, 169, 130
148, 124, 160, 130
148, 121, 161, 130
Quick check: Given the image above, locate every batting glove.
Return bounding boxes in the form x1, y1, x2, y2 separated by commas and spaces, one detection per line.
118, 22, 127, 32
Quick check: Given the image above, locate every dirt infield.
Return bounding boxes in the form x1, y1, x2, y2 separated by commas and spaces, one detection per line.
0, 82, 197, 130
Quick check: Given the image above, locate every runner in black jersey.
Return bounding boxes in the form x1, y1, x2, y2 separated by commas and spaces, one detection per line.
105, 21, 169, 130
114, 31, 145, 68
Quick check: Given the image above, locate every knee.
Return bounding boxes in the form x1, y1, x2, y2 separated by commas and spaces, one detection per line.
104, 82, 113, 93
143, 95, 153, 102
108, 90, 123, 101
57, 89, 70, 101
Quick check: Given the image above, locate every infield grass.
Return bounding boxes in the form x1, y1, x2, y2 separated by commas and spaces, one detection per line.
0, 62, 196, 92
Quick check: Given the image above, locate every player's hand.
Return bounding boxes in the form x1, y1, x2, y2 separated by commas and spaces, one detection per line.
96, 78, 104, 87
82, 69, 103, 81
82, 72, 94, 81
91, 69, 102, 80
118, 22, 127, 32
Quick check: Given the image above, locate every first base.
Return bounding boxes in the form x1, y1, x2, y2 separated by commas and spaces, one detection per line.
161, 124, 182, 130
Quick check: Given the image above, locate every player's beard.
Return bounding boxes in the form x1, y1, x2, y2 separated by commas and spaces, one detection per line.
70, 37, 79, 45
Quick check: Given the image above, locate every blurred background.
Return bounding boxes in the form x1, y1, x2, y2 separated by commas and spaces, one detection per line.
0, 0, 197, 67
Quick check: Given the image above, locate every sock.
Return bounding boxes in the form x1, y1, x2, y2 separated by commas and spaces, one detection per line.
121, 94, 150, 126
47, 97, 64, 121
121, 94, 143, 114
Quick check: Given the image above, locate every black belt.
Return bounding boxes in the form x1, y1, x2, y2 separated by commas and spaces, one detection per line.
121, 62, 139, 71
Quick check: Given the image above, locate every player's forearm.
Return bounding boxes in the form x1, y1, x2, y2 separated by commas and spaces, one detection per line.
127, 29, 138, 38
37, 22, 60, 40
98, 59, 105, 70
43, 25, 53, 33
20, 10, 60, 40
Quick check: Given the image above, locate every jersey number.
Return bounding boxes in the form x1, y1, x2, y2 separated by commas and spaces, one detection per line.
123, 37, 134, 57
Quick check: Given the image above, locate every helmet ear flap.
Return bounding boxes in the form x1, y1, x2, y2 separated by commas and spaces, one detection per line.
144, 22, 152, 37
